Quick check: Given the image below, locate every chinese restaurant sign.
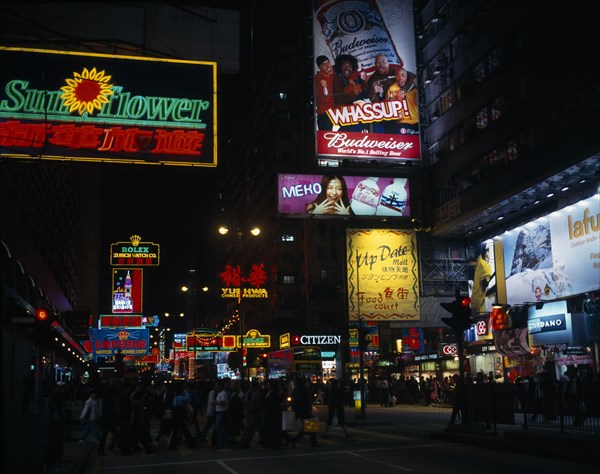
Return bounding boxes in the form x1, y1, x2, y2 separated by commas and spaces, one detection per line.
346, 228, 420, 321
219, 263, 269, 299
0, 47, 217, 167
186, 328, 237, 352
110, 235, 160, 266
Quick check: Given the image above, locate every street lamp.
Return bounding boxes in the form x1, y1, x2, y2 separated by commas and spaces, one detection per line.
218, 224, 261, 384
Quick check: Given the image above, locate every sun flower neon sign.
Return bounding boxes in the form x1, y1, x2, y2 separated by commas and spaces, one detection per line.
60, 67, 114, 115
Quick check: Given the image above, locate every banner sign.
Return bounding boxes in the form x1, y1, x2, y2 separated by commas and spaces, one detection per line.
347, 228, 420, 321
237, 329, 271, 349
112, 268, 143, 313
186, 328, 237, 352
493, 327, 530, 357
499, 194, 599, 306
90, 328, 149, 357
110, 235, 160, 266
312, 0, 420, 164
278, 173, 410, 217
219, 262, 269, 299
99, 314, 143, 328
0, 47, 217, 167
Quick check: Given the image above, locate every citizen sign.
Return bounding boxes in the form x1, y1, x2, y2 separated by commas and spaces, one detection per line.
291, 335, 341, 345
528, 313, 566, 334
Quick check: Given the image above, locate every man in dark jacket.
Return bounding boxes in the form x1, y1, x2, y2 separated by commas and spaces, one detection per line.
290, 378, 320, 448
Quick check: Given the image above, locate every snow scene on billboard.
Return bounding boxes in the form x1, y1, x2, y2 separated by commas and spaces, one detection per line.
313, 0, 420, 163
278, 173, 410, 217
499, 194, 599, 306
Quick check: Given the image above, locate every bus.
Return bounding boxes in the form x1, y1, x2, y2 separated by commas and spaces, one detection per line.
267, 346, 323, 381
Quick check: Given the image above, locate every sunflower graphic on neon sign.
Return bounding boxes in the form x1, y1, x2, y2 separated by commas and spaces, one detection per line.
60, 67, 114, 115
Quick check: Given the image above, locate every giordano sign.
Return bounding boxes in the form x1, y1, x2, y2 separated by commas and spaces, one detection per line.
0, 47, 217, 167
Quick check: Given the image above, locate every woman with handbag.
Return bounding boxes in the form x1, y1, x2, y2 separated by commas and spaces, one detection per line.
290, 378, 321, 448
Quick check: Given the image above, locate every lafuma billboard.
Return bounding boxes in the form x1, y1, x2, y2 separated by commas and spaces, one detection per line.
278, 173, 410, 217
0, 47, 217, 167
495, 194, 599, 306
313, 0, 420, 164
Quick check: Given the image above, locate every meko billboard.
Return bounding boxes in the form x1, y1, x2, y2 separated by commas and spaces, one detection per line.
347, 228, 420, 321
0, 47, 217, 167
313, 0, 420, 164
278, 173, 410, 217
495, 194, 599, 306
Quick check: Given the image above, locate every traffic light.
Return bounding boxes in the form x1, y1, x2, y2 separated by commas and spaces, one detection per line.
440, 296, 472, 331
34, 307, 51, 344
259, 352, 268, 368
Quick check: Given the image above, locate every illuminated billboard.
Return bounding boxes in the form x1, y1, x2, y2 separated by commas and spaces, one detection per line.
278, 173, 410, 217
110, 235, 160, 266
347, 228, 420, 321
112, 268, 143, 313
0, 47, 217, 167
90, 328, 149, 358
495, 194, 599, 306
313, 0, 420, 164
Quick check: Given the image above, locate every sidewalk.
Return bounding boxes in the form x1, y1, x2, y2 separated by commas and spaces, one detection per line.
49, 423, 97, 474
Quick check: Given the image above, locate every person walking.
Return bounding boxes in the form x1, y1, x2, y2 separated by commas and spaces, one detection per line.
169, 384, 197, 449
79, 390, 102, 444
290, 378, 320, 448
202, 381, 218, 447
239, 380, 263, 448
322, 379, 350, 438
214, 379, 233, 449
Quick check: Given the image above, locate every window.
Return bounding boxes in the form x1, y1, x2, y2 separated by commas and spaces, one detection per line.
278, 92, 288, 101
473, 60, 486, 82
281, 233, 294, 242
488, 46, 503, 74
283, 275, 295, 284
491, 95, 505, 121
321, 270, 328, 280
476, 107, 488, 129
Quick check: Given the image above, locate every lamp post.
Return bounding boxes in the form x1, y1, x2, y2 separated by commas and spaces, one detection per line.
218, 225, 261, 384
182, 282, 209, 381
355, 250, 366, 420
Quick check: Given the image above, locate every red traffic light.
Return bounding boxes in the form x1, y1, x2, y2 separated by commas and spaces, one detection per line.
35, 308, 49, 322
460, 297, 471, 307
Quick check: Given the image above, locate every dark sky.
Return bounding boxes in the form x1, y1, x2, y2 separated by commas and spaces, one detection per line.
99, 162, 223, 321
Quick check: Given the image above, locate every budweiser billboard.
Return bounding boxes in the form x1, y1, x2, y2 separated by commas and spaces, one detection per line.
313, 0, 420, 164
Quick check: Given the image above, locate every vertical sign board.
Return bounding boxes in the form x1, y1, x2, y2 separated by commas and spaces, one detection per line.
0, 47, 217, 167
112, 268, 143, 314
312, 0, 420, 165
347, 228, 420, 321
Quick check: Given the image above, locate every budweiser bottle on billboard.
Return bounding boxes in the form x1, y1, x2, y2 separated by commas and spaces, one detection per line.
315, 0, 402, 73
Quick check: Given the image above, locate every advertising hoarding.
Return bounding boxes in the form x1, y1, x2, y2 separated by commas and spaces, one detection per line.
278, 173, 410, 217
110, 235, 160, 266
0, 47, 217, 167
313, 0, 420, 164
112, 268, 143, 313
347, 228, 420, 321
90, 328, 149, 358
496, 194, 599, 306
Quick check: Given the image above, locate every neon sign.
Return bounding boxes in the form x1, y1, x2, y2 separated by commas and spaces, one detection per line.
0, 47, 217, 167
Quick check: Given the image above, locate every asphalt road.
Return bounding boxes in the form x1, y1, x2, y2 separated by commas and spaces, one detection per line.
88, 405, 599, 474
